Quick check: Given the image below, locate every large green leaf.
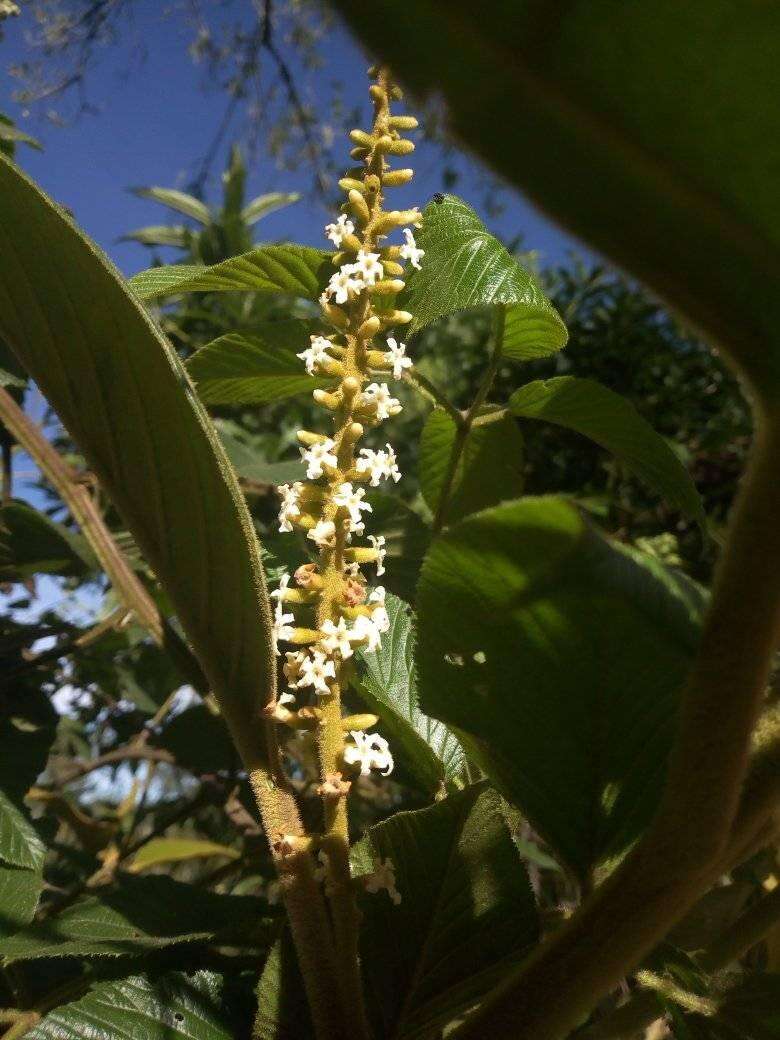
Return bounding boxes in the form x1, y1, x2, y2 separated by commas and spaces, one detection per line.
0, 865, 42, 938
356, 783, 539, 1040
417, 497, 706, 883
130, 186, 212, 224
402, 195, 567, 361
0, 791, 45, 872
129, 245, 332, 302
331, 2, 780, 403
418, 408, 524, 526
186, 322, 333, 405
242, 192, 301, 226
0, 155, 275, 754
216, 424, 306, 488
26, 971, 233, 1040
0, 875, 267, 962
510, 377, 704, 525
0, 501, 96, 579
355, 594, 464, 793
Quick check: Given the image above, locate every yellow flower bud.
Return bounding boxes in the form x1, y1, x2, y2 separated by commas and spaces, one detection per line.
387, 138, 415, 156
313, 388, 341, 410
382, 168, 414, 187
357, 315, 381, 339
340, 714, 379, 731
389, 115, 418, 130
368, 278, 406, 296
349, 129, 373, 148
350, 146, 369, 161
381, 260, 405, 277
339, 177, 367, 195
348, 189, 371, 226
378, 310, 413, 327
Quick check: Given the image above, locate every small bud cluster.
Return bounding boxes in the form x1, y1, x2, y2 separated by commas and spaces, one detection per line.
269, 68, 423, 895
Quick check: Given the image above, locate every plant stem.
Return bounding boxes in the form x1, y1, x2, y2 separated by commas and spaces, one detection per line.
431, 306, 505, 533
451, 416, 780, 1040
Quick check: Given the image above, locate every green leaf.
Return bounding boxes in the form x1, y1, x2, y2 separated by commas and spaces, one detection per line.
26, 971, 233, 1040
355, 594, 464, 792
419, 408, 524, 526
0, 875, 267, 962
0, 501, 96, 580
121, 225, 190, 248
129, 245, 332, 302
357, 783, 539, 1040
331, 2, 780, 402
216, 425, 306, 487
510, 377, 705, 526
128, 838, 240, 873
242, 192, 301, 226
131, 186, 212, 224
0, 791, 45, 872
0, 154, 275, 755
0, 866, 42, 937
187, 322, 333, 405
253, 931, 315, 1040
417, 497, 705, 882
402, 196, 567, 361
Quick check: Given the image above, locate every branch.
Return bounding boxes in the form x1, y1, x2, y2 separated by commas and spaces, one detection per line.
452, 416, 780, 1040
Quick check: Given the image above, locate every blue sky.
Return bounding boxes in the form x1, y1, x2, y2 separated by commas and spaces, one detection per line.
0, 3, 586, 277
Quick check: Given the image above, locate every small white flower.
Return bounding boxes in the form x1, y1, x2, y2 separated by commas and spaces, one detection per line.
365, 857, 401, 905
398, 228, 424, 270
297, 650, 336, 695
307, 519, 336, 549
283, 650, 307, 685
320, 617, 354, 659
326, 266, 364, 305
368, 586, 390, 633
301, 438, 338, 479
272, 599, 295, 652
297, 335, 332, 375
343, 730, 394, 776
353, 249, 384, 286
368, 586, 386, 605
350, 613, 382, 653
278, 691, 296, 708
362, 382, 402, 421
343, 561, 361, 578
324, 214, 355, 247
384, 337, 413, 380
368, 534, 387, 576
333, 482, 373, 526
277, 482, 302, 533
355, 444, 401, 487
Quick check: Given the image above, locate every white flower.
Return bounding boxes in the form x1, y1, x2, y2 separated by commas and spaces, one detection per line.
368, 534, 387, 576
297, 335, 332, 375
398, 228, 424, 270
283, 650, 307, 685
343, 730, 394, 776
368, 586, 390, 633
278, 691, 296, 708
333, 482, 373, 527
277, 482, 302, 533
272, 599, 295, 652
382, 443, 401, 483
326, 266, 365, 305
325, 214, 355, 247
301, 438, 338, 479
297, 650, 336, 695
384, 337, 413, 380
353, 249, 383, 286
350, 613, 382, 653
307, 519, 336, 549
355, 444, 401, 486
343, 561, 361, 578
270, 573, 290, 601
362, 382, 402, 421
365, 857, 401, 904
320, 617, 354, 659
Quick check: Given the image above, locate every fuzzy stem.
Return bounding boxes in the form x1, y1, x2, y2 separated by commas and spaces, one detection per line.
451, 415, 780, 1040
432, 306, 505, 533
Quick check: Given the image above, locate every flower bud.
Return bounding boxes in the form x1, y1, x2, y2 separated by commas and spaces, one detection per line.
313, 388, 341, 410
349, 128, 373, 148
357, 315, 381, 340
294, 563, 322, 589
381, 260, 405, 277
350, 146, 369, 161
378, 309, 413, 327
368, 279, 406, 296
389, 115, 418, 130
382, 168, 414, 187
341, 714, 379, 731
339, 177, 366, 194
348, 189, 371, 226
387, 138, 415, 156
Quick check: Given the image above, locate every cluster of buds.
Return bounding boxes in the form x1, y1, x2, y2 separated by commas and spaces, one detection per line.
269, 65, 425, 844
